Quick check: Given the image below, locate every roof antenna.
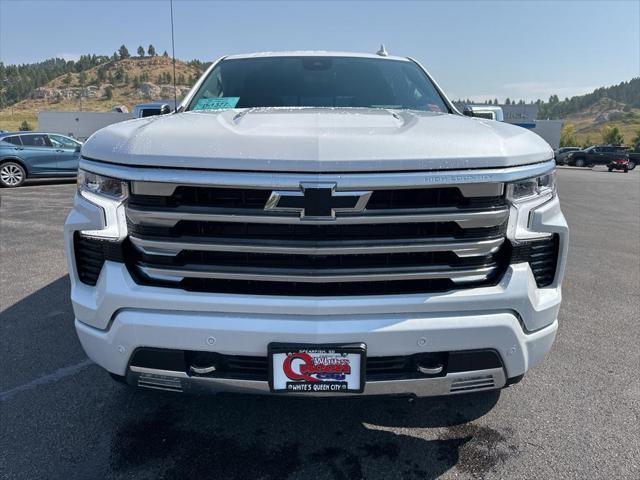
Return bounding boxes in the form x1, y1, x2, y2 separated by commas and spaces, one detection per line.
170, 0, 178, 112
377, 44, 388, 57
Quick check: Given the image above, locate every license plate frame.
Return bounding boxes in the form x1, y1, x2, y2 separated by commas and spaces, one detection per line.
268, 343, 366, 394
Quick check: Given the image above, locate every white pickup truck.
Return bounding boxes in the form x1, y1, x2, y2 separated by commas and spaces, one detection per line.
65, 51, 568, 397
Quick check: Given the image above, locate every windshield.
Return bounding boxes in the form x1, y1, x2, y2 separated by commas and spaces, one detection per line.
187, 56, 450, 113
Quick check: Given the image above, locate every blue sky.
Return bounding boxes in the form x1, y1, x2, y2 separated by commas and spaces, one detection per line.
1, 0, 638, 101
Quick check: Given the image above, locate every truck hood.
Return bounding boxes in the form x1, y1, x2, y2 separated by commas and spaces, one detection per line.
82, 108, 553, 172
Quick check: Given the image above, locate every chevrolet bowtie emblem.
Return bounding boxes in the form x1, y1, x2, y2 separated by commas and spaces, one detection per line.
265, 183, 372, 220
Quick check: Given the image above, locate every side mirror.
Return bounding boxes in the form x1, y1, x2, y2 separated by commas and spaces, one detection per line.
462, 105, 504, 122
75, 145, 81, 153
159, 104, 171, 115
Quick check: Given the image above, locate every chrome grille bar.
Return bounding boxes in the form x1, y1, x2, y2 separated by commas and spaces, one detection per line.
131, 180, 505, 197
138, 264, 498, 284
130, 235, 504, 257
126, 205, 509, 228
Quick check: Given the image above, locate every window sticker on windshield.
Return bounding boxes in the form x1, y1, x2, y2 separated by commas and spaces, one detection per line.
193, 97, 240, 110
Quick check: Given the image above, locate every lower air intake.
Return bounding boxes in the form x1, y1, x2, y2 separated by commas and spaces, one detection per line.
449, 375, 496, 393
73, 233, 124, 286
511, 234, 560, 287
137, 373, 183, 392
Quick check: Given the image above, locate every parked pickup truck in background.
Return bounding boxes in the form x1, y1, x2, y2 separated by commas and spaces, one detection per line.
65, 51, 569, 398
565, 145, 630, 168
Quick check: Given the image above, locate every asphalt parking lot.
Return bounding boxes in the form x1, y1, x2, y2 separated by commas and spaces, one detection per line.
1, 168, 638, 479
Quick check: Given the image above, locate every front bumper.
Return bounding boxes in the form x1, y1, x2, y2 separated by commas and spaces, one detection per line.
76, 304, 557, 396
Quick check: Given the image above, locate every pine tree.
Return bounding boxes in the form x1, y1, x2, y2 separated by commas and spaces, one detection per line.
148, 44, 156, 56
163, 51, 169, 57
118, 45, 130, 59
137, 46, 145, 57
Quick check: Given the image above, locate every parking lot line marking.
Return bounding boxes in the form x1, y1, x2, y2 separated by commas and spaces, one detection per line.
0, 359, 94, 402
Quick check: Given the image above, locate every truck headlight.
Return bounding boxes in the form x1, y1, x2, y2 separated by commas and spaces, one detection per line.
506, 171, 556, 204
506, 170, 557, 241
77, 169, 128, 240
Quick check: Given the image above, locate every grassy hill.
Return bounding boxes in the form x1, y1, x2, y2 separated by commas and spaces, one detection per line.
539, 78, 640, 147
0, 56, 202, 131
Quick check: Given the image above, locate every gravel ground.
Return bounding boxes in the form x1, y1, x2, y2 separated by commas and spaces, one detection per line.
1, 168, 638, 479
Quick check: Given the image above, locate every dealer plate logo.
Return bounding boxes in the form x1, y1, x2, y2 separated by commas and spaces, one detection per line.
271, 347, 364, 393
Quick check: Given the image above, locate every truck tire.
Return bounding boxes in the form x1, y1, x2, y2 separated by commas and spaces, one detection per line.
608, 167, 613, 172
574, 158, 586, 168
0, 161, 26, 188
628, 160, 636, 171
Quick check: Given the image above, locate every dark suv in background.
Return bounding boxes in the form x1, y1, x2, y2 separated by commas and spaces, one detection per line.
0, 132, 81, 187
566, 145, 629, 168
554, 147, 581, 165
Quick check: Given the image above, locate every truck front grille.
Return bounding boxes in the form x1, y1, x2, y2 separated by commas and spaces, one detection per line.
124, 182, 510, 296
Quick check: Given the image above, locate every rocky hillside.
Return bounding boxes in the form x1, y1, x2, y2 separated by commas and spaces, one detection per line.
559, 98, 640, 146
539, 78, 640, 146
0, 56, 203, 131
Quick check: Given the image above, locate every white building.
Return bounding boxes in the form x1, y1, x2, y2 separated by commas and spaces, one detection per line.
454, 103, 563, 149
38, 111, 133, 141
